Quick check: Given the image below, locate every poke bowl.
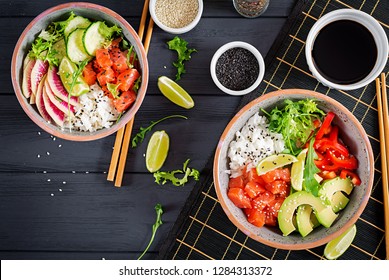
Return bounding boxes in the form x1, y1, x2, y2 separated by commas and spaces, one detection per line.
213, 89, 374, 250
11, 2, 149, 141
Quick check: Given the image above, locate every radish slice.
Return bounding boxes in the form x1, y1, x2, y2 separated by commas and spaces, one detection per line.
42, 86, 65, 127
47, 67, 79, 107
35, 75, 52, 123
45, 79, 75, 116
30, 59, 48, 95
22, 57, 36, 98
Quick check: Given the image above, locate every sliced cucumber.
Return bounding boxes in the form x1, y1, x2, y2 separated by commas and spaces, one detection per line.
83, 22, 106, 56
64, 16, 91, 38
66, 28, 91, 64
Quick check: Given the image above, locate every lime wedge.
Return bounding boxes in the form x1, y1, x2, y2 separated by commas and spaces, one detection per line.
291, 148, 308, 191
157, 76, 194, 109
146, 130, 170, 173
59, 56, 89, 96
256, 154, 297, 176
324, 224, 357, 260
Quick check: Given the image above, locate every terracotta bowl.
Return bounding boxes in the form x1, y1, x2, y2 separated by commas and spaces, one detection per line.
11, 2, 148, 141
213, 89, 374, 250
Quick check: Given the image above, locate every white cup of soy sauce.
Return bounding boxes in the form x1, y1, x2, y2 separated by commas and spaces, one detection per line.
305, 9, 388, 91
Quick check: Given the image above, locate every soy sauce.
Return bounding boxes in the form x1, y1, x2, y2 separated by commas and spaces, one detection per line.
312, 20, 377, 85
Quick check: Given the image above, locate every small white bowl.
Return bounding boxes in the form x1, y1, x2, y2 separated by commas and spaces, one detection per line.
210, 41, 265, 96
149, 0, 203, 34
305, 9, 388, 91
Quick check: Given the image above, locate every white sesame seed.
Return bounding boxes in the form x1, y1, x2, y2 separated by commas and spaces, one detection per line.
37, 154, 40, 158
50, 193, 54, 196
47, 179, 51, 182
72, 171, 76, 174
58, 144, 62, 148
38, 132, 41, 135
46, 152, 50, 156
43, 171, 47, 174
63, 181, 66, 185
59, 189, 62, 192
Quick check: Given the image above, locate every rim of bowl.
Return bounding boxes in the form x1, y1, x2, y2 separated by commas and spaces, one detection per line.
213, 89, 374, 250
210, 41, 265, 96
11, 2, 149, 141
149, 0, 203, 34
305, 9, 388, 91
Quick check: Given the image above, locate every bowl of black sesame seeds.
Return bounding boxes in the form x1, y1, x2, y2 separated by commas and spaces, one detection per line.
210, 41, 265, 95
149, 0, 203, 34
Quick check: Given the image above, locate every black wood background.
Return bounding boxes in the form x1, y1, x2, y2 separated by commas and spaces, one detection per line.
0, 0, 296, 259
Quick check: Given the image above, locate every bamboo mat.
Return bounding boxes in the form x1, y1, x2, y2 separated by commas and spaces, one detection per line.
158, 0, 389, 260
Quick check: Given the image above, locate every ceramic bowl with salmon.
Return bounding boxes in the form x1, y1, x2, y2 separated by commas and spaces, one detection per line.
11, 2, 148, 141
213, 89, 374, 250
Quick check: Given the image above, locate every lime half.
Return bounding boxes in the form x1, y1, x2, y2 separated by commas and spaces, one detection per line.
59, 56, 89, 96
291, 148, 308, 191
256, 154, 297, 176
157, 76, 194, 109
146, 130, 170, 173
324, 224, 357, 260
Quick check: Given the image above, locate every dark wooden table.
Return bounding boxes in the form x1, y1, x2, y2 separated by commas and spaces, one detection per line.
0, 0, 296, 259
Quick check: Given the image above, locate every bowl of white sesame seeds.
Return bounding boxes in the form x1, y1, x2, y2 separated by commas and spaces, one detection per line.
149, 0, 203, 34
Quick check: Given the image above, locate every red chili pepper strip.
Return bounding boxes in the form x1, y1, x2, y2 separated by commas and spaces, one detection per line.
316, 112, 335, 140
340, 169, 361, 186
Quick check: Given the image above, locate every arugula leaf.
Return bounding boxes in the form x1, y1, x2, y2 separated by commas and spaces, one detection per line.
68, 59, 88, 93
137, 203, 163, 260
153, 159, 200, 186
167, 36, 197, 81
131, 115, 188, 148
262, 99, 325, 155
303, 137, 321, 196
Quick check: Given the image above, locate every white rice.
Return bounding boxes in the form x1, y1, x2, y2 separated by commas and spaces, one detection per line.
227, 112, 285, 178
69, 84, 119, 132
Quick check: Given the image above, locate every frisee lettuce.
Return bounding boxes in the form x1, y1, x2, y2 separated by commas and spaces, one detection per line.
167, 36, 197, 81
153, 159, 200, 186
262, 99, 325, 155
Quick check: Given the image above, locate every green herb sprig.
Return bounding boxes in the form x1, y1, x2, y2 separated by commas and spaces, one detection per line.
131, 115, 188, 148
167, 36, 197, 81
153, 159, 200, 187
137, 203, 163, 260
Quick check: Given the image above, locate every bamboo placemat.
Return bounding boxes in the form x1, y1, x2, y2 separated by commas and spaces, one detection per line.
158, 0, 389, 260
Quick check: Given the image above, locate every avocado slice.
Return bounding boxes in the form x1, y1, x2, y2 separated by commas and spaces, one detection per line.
296, 205, 314, 237
278, 191, 338, 236
318, 177, 353, 213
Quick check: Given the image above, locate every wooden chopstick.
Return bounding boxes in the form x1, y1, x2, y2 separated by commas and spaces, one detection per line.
107, 0, 151, 183
114, 19, 154, 187
376, 73, 389, 260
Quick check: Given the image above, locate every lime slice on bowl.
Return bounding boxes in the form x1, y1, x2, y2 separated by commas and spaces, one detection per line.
157, 76, 194, 109
256, 154, 297, 176
291, 148, 308, 191
146, 130, 170, 173
324, 224, 357, 260
59, 56, 89, 96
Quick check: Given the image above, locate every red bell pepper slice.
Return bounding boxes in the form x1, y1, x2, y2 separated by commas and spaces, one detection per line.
340, 169, 361, 186
316, 112, 335, 140
327, 150, 358, 170
329, 125, 339, 142
314, 139, 349, 157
